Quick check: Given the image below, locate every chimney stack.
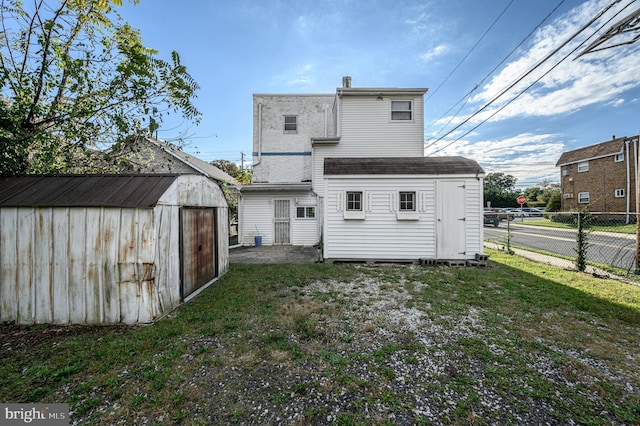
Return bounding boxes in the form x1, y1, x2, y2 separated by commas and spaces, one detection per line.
342, 76, 352, 88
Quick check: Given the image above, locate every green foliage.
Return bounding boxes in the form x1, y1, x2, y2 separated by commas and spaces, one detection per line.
0, 0, 200, 174
546, 190, 562, 212
484, 173, 521, 207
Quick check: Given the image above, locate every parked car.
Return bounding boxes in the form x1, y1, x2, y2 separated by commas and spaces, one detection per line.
497, 208, 515, 221
509, 207, 544, 217
483, 209, 500, 227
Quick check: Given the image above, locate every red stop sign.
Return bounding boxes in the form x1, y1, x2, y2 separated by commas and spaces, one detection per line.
517, 196, 526, 205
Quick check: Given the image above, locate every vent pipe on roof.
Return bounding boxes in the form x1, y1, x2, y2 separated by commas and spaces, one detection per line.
342, 76, 352, 88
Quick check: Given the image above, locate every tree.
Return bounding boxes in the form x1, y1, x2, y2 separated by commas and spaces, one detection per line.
0, 0, 201, 174
211, 159, 240, 178
483, 172, 520, 208
484, 172, 518, 192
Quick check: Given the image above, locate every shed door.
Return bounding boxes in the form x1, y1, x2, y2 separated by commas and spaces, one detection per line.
436, 181, 466, 259
274, 200, 290, 244
181, 207, 216, 299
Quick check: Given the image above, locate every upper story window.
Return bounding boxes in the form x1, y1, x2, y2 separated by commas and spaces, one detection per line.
391, 100, 412, 121
577, 161, 589, 173
284, 115, 297, 133
615, 189, 625, 198
615, 153, 624, 162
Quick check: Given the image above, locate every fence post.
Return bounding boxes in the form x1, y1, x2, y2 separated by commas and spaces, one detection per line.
575, 211, 587, 272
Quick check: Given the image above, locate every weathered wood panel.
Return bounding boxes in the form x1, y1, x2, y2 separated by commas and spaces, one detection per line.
181, 208, 215, 299
0, 174, 229, 325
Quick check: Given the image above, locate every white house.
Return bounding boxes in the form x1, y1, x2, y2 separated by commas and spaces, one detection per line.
238, 77, 485, 263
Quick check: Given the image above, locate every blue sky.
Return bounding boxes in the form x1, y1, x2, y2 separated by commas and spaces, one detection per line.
119, 0, 640, 189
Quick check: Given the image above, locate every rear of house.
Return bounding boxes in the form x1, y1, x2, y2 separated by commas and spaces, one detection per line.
239, 77, 486, 263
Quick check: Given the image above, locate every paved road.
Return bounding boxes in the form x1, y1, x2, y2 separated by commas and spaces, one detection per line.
484, 222, 638, 272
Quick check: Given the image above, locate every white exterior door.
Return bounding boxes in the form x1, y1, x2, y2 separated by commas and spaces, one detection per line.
436, 181, 466, 259
274, 199, 290, 244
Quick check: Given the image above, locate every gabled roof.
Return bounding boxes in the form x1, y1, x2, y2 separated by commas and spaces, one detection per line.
324, 157, 484, 175
555, 136, 632, 166
142, 137, 237, 184
0, 175, 179, 207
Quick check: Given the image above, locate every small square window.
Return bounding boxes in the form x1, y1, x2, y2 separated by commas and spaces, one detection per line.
615, 189, 625, 198
615, 153, 624, 162
578, 161, 589, 173
578, 192, 590, 203
296, 206, 316, 218
284, 115, 297, 132
399, 191, 416, 211
391, 100, 412, 120
346, 191, 363, 211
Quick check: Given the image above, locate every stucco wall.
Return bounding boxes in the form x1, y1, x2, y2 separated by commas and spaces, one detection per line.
252, 94, 335, 183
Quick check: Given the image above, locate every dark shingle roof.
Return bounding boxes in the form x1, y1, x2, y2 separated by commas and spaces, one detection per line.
0, 175, 179, 207
555, 137, 631, 166
324, 157, 484, 175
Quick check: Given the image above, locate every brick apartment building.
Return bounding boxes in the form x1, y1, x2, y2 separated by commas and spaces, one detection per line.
556, 135, 639, 214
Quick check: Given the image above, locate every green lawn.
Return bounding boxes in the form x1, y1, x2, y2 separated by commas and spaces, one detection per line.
523, 218, 637, 234
1, 250, 639, 425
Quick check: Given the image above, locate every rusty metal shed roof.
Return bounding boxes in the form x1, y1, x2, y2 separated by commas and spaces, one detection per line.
0, 175, 180, 207
324, 157, 484, 176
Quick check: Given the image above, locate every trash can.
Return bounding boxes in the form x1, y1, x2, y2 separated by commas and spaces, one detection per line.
254, 235, 262, 247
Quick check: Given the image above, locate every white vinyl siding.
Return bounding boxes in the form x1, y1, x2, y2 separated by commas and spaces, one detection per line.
323, 177, 482, 261
240, 191, 319, 246
339, 96, 424, 157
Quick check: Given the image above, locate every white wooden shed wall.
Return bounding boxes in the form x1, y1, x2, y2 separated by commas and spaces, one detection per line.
323, 176, 483, 261
0, 175, 228, 325
239, 190, 319, 246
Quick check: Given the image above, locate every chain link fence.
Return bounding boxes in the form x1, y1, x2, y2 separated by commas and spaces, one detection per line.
484, 211, 640, 280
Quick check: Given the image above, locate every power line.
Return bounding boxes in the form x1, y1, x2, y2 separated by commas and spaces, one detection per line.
425, 0, 567, 147
424, 0, 515, 103
427, 0, 629, 156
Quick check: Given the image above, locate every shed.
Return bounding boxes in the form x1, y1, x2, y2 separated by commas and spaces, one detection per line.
323, 156, 485, 263
0, 174, 228, 325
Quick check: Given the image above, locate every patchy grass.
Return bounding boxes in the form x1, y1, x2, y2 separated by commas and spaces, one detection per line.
1, 253, 639, 425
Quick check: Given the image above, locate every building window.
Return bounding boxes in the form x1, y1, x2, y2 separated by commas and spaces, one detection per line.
391, 100, 412, 120
615, 153, 624, 162
577, 161, 589, 172
578, 192, 590, 203
284, 115, 297, 132
562, 169, 569, 177
346, 191, 363, 211
615, 189, 625, 198
296, 206, 316, 219
399, 191, 416, 211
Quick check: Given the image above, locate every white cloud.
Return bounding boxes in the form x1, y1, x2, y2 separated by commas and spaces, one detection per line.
426, 133, 566, 188
461, 0, 640, 124
420, 44, 449, 62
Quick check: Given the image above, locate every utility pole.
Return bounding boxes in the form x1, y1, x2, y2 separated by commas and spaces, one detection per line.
240, 151, 244, 170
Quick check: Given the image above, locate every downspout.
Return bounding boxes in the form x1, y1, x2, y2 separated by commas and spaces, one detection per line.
626, 139, 630, 223
254, 102, 263, 167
